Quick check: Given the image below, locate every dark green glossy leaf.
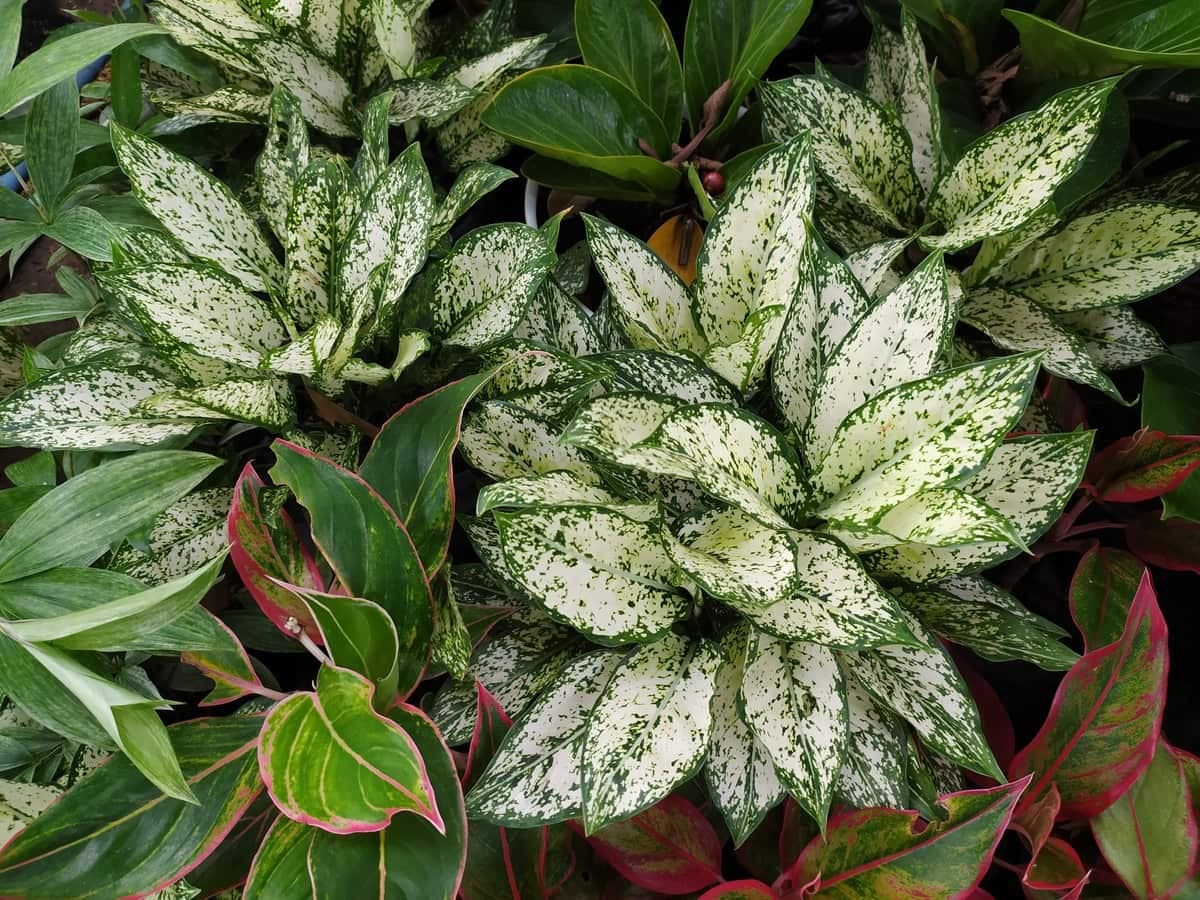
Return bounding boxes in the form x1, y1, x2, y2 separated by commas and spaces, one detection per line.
522, 154, 657, 201
25, 78, 78, 215
109, 41, 143, 129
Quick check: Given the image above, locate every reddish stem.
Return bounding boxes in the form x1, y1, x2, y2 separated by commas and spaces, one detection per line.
1050, 493, 1093, 542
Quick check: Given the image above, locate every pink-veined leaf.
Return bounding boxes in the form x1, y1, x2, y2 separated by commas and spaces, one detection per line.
1010, 570, 1168, 820
1084, 429, 1200, 502
1126, 511, 1200, 575
1069, 545, 1144, 652
777, 778, 1030, 899
699, 880, 775, 899
585, 793, 723, 895
228, 462, 324, 638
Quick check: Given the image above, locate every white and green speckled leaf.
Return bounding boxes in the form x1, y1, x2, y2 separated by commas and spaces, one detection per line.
389, 78, 476, 124
100, 264, 287, 370
110, 123, 281, 292
562, 393, 688, 476
994, 202, 1200, 311
814, 353, 1042, 529
814, 178, 890, 253
871, 431, 1093, 581
864, 10, 941, 195
467, 649, 622, 826
0, 365, 201, 451
477, 471, 653, 521
495, 507, 687, 645
705, 624, 785, 846
805, 253, 952, 464
430, 163, 516, 246
372, 0, 430, 78
461, 401, 599, 483
839, 486, 1023, 554
962, 287, 1119, 397
938, 575, 1069, 636
255, 88, 310, 243
1055, 306, 1164, 369
963, 202, 1060, 288
740, 631, 847, 824
845, 238, 909, 299
923, 79, 1118, 251
837, 671, 907, 809
581, 633, 721, 833
666, 507, 797, 608
737, 532, 913, 650
701, 307, 789, 395
154, 87, 272, 133
109, 488, 231, 585
639, 405, 808, 529
431, 224, 555, 348
595, 350, 739, 406
762, 78, 919, 229
435, 89, 511, 171
840, 613, 1000, 778
516, 280, 603, 358
583, 215, 705, 355
285, 160, 345, 331
263, 317, 341, 377
136, 377, 293, 430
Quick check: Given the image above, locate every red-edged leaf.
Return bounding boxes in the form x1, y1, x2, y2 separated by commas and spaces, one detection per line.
1126, 511, 1200, 574
181, 610, 268, 706
777, 800, 817, 875
1011, 786, 1085, 892
1069, 546, 1143, 652
586, 794, 723, 895
464, 683, 511, 791
1010, 571, 1168, 820
957, 652, 1016, 780
228, 462, 324, 638
778, 779, 1030, 899
699, 881, 775, 899
1092, 740, 1198, 900
1084, 429, 1200, 502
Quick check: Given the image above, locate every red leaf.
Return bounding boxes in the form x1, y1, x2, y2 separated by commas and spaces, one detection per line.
1011, 786, 1085, 893
777, 800, 817, 875
1069, 546, 1144, 652
1010, 571, 1168, 820
698, 880, 775, 899
1084, 429, 1200, 502
1044, 376, 1088, 432
228, 463, 324, 638
463, 684, 511, 791
1126, 511, 1200, 574
587, 794, 723, 895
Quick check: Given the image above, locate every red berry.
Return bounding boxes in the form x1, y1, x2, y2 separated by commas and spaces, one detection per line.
701, 170, 725, 196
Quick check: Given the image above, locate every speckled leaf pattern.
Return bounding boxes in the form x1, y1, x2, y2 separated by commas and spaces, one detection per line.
285, 160, 344, 331
581, 633, 721, 833
264, 317, 341, 377
941, 575, 1068, 636
516, 280, 604, 358
740, 631, 848, 824
260, 666, 441, 835
430, 163, 515, 246
467, 650, 622, 826
872, 432, 1093, 581
838, 671, 908, 808
460, 401, 598, 484
1056, 306, 1164, 369
993, 202, 1200, 311
256, 88, 310, 243
845, 238, 908, 298
436, 89, 512, 171
964, 201, 1060, 288
666, 507, 797, 608
814, 353, 1042, 528
701, 307, 791, 393
110, 488, 230, 585
762, 77, 918, 229
430, 224, 556, 348
924, 79, 1118, 251
100, 264, 287, 370
866, 486, 1023, 549
583, 215, 705, 355
110, 123, 282, 291
842, 613, 1001, 778
805, 253, 952, 464
962, 287, 1119, 397
739, 532, 913, 649
139, 377, 294, 430
595, 350, 739, 405
477, 471, 652, 520
0, 364, 201, 451
495, 506, 687, 645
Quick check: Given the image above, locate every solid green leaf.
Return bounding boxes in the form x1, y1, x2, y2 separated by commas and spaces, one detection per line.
0, 0, 22, 78
298, 591, 400, 706
0, 292, 93, 327
24, 78, 78, 216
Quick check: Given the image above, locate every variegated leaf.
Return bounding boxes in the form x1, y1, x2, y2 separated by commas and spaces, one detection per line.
256, 88, 310, 243
430, 224, 556, 348
666, 507, 797, 608
864, 10, 941, 194
837, 671, 908, 809
389, 78, 476, 124
1055, 306, 1164, 370
110, 122, 282, 291
467, 649, 622, 827
845, 238, 908, 298
872, 431, 1093, 581
761, 78, 918, 229
430, 163, 516, 246
595, 349, 738, 406
738, 532, 914, 649
0, 365, 201, 451
705, 624, 785, 846
939, 575, 1069, 636
477, 471, 653, 521
154, 87, 272, 132
840, 613, 1001, 778
581, 633, 721, 833
814, 353, 1042, 528
460, 401, 599, 484
841, 486, 1023, 553
110, 488, 231, 585
372, 0, 430, 78
495, 506, 687, 644
583, 215, 705, 355
562, 392, 685, 473
963, 201, 1060, 288
740, 631, 848, 824
994, 201, 1200, 311
813, 177, 891, 253
435, 89, 511, 171
805, 253, 952, 464
285, 160, 345, 331
137, 377, 294, 430
516, 280, 603, 358
263, 317, 341, 377
924, 79, 1119, 251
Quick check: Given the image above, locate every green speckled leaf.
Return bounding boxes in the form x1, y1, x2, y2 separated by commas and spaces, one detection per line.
595, 350, 739, 406
436, 89, 512, 171
741, 630, 847, 824
495, 506, 686, 645
477, 471, 652, 520
845, 238, 908, 298
264, 317, 341, 377
110, 488, 230, 585
461, 401, 599, 484
467, 650, 622, 827
110, 122, 281, 292
1055, 306, 1164, 369
563, 392, 687, 474
581, 633, 721, 833
137, 377, 294, 430
924, 79, 1118, 251
838, 671, 907, 808
762, 77, 918, 229
963, 202, 1060, 288
666, 507, 797, 608
839, 486, 1023, 553
390, 78, 476, 124
430, 163, 516, 246
255, 88, 309, 243
516, 280, 603, 358
285, 160, 345, 332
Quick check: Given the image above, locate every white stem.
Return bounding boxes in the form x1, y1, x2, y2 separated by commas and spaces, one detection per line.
298, 629, 332, 667
523, 178, 540, 228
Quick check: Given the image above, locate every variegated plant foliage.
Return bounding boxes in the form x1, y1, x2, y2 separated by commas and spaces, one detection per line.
760, 11, 1196, 397
147, 0, 547, 168
0, 90, 551, 452
429, 137, 1088, 841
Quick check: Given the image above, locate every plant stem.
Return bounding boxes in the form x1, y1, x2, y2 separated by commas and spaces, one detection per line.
298, 629, 332, 667
1050, 493, 1093, 541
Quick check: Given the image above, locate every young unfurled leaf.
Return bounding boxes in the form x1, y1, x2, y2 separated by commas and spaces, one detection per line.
1085, 429, 1200, 502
